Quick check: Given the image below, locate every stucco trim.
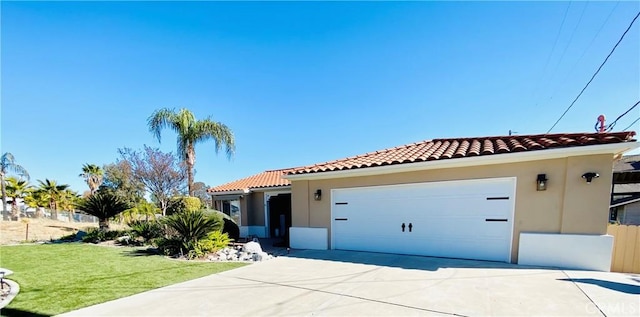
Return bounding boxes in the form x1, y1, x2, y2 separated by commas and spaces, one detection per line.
285, 142, 638, 181
210, 189, 250, 196
252, 186, 292, 192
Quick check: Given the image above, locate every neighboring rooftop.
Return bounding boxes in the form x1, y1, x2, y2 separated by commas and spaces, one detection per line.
208, 168, 293, 193
288, 132, 636, 175
613, 154, 640, 184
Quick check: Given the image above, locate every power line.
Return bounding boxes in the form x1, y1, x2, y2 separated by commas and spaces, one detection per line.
549, 2, 589, 85
623, 117, 640, 132
608, 100, 640, 131
542, 1, 620, 105
531, 2, 572, 100
547, 11, 640, 133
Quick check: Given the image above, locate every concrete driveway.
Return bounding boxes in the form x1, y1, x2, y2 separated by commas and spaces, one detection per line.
61, 250, 640, 316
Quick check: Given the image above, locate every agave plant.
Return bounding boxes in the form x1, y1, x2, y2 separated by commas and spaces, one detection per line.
75, 192, 131, 230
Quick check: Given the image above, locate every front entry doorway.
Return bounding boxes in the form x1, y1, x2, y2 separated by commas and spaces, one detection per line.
268, 193, 291, 246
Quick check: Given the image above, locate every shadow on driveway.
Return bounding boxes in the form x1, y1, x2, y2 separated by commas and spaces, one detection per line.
285, 249, 550, 272
558, 278, 640, 294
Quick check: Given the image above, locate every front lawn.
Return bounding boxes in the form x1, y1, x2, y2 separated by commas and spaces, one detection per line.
0, 243, 246, 316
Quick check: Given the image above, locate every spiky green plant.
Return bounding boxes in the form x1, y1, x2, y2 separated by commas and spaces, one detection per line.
128, 219, 163, 243
162, 210, 222, 253
75, 192, 131, 230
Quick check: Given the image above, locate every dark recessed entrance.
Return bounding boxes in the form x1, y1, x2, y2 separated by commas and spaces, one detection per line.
268, 193, 291, 247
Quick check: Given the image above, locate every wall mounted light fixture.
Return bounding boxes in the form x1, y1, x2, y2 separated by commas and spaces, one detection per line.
314, 189, 322, 201
582, 172, 599, 184
536, 174, 548, 191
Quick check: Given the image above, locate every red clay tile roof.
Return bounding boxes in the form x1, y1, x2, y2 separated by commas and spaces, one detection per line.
208, 168, 293, 193
288, 132, 636, 175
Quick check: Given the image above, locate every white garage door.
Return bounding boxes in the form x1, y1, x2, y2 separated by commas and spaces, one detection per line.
331, 177, 515, 262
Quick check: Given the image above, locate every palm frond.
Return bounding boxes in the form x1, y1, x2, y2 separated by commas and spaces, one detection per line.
195, 119, 236, 158
148, 108, 181, 143
1, 152, 30, 180
75, 192, 131, 220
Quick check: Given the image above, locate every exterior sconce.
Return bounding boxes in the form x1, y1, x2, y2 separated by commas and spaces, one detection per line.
536, 174, 548, 191
314, 189, 322, 201
582, 172, 599, 184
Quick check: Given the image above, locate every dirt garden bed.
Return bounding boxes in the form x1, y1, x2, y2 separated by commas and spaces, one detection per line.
0, 219, 124, 245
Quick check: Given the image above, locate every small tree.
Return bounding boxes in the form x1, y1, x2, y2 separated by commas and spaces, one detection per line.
59, 189, 81, 222
101, 161, 145, 205
37, 179, 69, 221
24, 189, 47, 218
75, 192, 131, 230
122, 201, 159, 222
192, 182, 212, 208
5, 177, 32, 220
118, 146, 187, 216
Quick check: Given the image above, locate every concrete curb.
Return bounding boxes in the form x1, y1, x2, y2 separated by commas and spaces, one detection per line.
0, 278, 20, 309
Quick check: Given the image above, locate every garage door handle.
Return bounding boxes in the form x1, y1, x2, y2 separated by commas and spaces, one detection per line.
334, 218, 348, 221
485, 218, 508, 222
401, 223, 405, 232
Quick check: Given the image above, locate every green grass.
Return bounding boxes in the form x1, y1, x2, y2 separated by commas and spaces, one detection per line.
0, 243, 246, 316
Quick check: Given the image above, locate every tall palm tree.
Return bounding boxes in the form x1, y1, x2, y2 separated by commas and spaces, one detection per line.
148, 108, 235, 196
1, 153, 29, 220
37, 179, 70, 221
5, 177, 32, 220
79, 164, 104, 194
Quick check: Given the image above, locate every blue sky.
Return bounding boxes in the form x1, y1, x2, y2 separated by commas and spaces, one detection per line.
2, 1, 639, 194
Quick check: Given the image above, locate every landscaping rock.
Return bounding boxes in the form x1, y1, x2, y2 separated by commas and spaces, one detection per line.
205, 243, 274, 263
243, 241, 263, 254
116, 235, 131, 245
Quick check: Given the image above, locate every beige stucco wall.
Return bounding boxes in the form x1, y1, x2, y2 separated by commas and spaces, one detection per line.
290, 154, 614, 263
249, 192, 265, 226
239, 196, 249, 226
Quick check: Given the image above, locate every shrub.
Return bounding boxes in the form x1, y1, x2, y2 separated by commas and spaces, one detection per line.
58, 232, 78, 242
161, 210, 222, 255
187, 231, 234, 259
202, 209, 240, 241
166, 196, 202, 215
82, 228, 129, 243
128, 220, 163, 243
154, 237, 184, 256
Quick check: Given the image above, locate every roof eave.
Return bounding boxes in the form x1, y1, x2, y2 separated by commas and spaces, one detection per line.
611, 197, 640, 208
284, 142, 639, 181
250, 185, 292, 192
209, 189, 250, 196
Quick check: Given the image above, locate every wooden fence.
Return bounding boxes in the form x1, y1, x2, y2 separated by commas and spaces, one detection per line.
607, 224, 640, 273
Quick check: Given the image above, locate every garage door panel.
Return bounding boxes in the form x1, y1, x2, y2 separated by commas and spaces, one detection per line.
332, 178, 515, 262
